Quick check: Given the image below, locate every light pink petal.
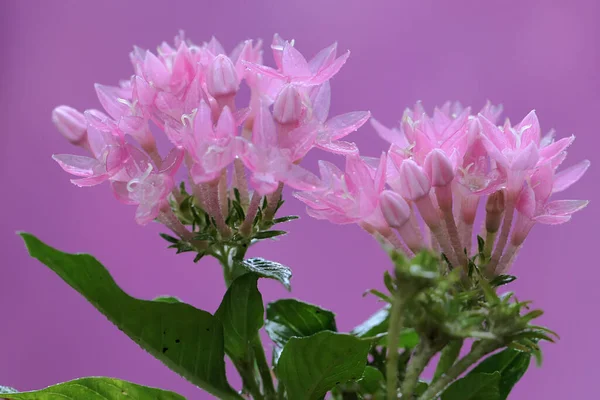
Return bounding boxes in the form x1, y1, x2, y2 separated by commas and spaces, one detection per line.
324, 111, 370, 140
71, 174, 109, 187
159, 147, 184, 176
512, 142, 539, 171
309, 42, 337, 74
282, 43, 311, 77
133, 76, 156, 106
553, 160, 590, 193
478, 115, 508, 151
193, 100, 214, 142
440, 107, 470, 138
216, 106, 236, 137
252, 103, 277, 147
479, 133, 509, 169
271, 33, 287, 70
533, 214, 572, 225
52, 154, 101, 177
285, 164, 322, 191
530, 164, 554, 203
280, 122, 319, 161
301, 50, 350, 86
118, 116, 146, 134
143, 52, 171, 88
371, 118, 404, 146
95, 84, 130, 120
293, 191, 328, 210
206, 36, 226, 56
309, 81, 331, 123
318, 160, 344, 184
374, 152, 388, 193
539, 136, 575, 163
315, 139, 358, 155
135, 201, 162, 225
516, 110, 541, 146
243, 61, 286, 80
190, 163, 221, 184
515, 181, 536, 218
543, 200, 589, 216
111, 181, 137, 205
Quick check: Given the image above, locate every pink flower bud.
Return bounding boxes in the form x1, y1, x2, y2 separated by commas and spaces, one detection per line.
273, 85, 303, 124
485, 190, 505, 233
380, 190, 411, 229
398, 159, 431, 201
424, 149, 454, 187
52, 106, 88, 147
207, 55, 239, 97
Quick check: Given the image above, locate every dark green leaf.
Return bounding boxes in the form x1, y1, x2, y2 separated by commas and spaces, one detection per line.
363, 289, 392, 303
356, 366, 384, 394
153, 296, 182, 303
415, 381, 429, 396
434, 339, 463, 380
277, 332, 371, 400
272, 216, 300, 224
373, 329, 419, 349
20, 233, 240, 400
351, 306, 390, 338
266, 299, 336, 348
159, 233, 180, 244
215, 274, 264, 361
239, 258, 292, 290
441, 372, 501, 400
254, 230, 287, 240
477, 235, 485, 254
490, 274, 517, 287
470, 348, 531, 400
0, 377, 184, 399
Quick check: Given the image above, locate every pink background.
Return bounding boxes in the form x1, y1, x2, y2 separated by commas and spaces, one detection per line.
1, 1, 598, 398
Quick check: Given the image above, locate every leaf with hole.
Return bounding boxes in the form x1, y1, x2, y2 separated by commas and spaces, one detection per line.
20, 233, 240, 400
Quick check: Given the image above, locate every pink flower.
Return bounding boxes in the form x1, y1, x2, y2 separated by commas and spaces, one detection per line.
111, 146, 184, 225
52, 106, 89, 149
238, 103, 321, 195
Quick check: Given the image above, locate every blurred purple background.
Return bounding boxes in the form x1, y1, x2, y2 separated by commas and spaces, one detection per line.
1, 0, 598, 398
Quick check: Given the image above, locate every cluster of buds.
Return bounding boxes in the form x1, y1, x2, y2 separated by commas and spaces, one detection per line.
295, 102, 589, 275
51, 32, 369, 243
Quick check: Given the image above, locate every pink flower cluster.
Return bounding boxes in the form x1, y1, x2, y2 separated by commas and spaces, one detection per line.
52, 33, 368, 228
295, 102, 589, 274
51, 33, 589, 275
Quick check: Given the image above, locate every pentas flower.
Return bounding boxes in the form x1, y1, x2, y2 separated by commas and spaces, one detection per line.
51, 33, 359, 237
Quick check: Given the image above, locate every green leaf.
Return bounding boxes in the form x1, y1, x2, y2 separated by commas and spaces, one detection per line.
265, 299, 337, 348
351, 306, 390, 338
277, 332, 371, 400
239, 257, 292, 290
153, 296, 182, 303
0, 386, 17, 394
215, 273, 264, 361
441, 372, 501, 400
254, 230, 287, 240
0, 377, 184, 399
20, 233, 240, 400
434, 339, 463, 380
356, 366, 384, 394
272, 215, 299, 224
470, 348, 531, 400
372, 329, 419, 349
490, 274, 517, 287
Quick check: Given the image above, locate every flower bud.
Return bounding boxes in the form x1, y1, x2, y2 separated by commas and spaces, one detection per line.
273, 85, 303, 124
380, 190, 411, 229
485, 190, 505, 233
424, 149, 454, 187
398, 159, 431, 201
207, 55, 239, 97
52, 106, 88, 147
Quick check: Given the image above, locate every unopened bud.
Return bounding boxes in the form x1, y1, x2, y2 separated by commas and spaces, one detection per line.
273, 85, 303, 124
424, 149, 454, 187
207, 55, 239, 97
398, 159, 431, 201
52, 106, 88, 147
485, 190, 505, 233
380, 190, 411, 229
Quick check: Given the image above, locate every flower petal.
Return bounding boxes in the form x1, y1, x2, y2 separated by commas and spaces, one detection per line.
553, 160, 590, 193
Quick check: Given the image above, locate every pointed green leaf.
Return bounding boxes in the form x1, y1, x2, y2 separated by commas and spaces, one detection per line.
441, 372, 501, 400
351, 306, 390, 338
434, 339, 463, 380
356, 366, 384, 394
470, 348, 531, 400
215, 273, 264, 361
20, 233, 240, 400
277, 332, 371, 400
0, 377, 184, 399
265, 299, 336, 348
153, 296, 182, 303
239, 258, 292, 290
254, 230, 287, 240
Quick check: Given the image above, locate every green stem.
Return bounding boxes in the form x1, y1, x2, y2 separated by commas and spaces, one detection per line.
235, 360, 265, 400
386, 293, 405, 399
252, 334, 276, 399
417, 341, 500, 400
401, 342, 437, 398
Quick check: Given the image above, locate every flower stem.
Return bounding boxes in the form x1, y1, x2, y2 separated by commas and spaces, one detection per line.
262, 183, 284, 224
487, 200, 515, 274
417, 341, 499, 400
401, 342, 437, 398
241, 192, 262, 237
252, 334, 276, 399
386, 292, 405, 399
